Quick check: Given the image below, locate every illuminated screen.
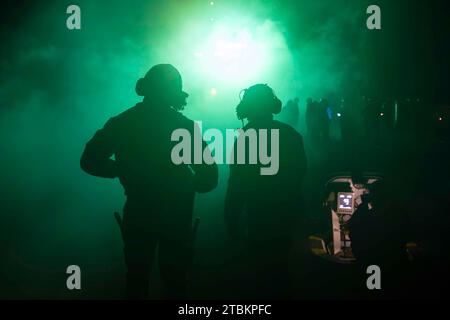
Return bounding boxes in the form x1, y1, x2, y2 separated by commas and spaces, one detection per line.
337, 193, 353, 213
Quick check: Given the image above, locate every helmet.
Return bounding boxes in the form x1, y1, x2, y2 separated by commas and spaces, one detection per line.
135, 64, 189, 110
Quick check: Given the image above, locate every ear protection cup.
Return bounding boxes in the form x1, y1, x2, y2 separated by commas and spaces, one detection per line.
135, 78, 147, 96
272, 96, 282, 115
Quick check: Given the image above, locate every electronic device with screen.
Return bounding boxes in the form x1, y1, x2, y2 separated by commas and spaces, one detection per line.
337, 192, 354, 213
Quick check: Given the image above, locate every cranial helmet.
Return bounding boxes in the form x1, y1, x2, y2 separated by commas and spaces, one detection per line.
135, 64, 189, 110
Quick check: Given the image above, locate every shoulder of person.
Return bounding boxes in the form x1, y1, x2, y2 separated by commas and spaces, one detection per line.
171, 108, 193, 123
168, 109, 196, 132
273, 120, 304, 138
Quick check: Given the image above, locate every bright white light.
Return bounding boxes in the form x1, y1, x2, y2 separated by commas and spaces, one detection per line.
210, 1, 215, 5
337, 113, 342, 117
189, 18, 280, 86
380, 112, 384, 116
173, 15, 292, 108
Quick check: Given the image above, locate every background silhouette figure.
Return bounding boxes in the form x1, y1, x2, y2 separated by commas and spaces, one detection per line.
80, 64, 218, 299
278, 97, 300, 130
225, 84, 307, 299
306, 97, 330, 144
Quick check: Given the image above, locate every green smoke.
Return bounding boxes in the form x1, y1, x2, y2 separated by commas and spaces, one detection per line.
0, 0, 424, 298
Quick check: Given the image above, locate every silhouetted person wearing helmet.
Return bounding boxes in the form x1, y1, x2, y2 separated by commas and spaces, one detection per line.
225, 84, 307, 299
80, 64, 218, 299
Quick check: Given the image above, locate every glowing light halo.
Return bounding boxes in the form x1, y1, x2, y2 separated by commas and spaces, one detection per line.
162, 14, 294, 115
189, 17, 277, 87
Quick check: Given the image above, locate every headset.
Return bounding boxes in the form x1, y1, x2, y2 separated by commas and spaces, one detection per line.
235, 84, 282, 126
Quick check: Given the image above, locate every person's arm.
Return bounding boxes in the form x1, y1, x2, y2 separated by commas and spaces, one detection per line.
189, 122, 218, 193
224, 141, 246, 238
190, 139, 218, 193
80, 118, 118, 178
